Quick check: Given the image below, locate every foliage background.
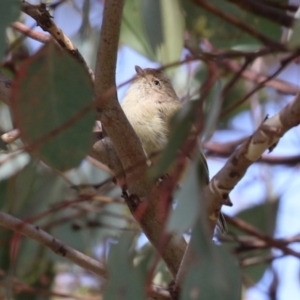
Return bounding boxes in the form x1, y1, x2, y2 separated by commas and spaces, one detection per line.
0, 0, 300, 299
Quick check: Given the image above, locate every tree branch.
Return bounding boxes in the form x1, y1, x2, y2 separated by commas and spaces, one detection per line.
11, 21, 51, 43
92, 0, 187, 279
205, 139, 300, 166
206, 92, 300, 233
225, 215, 300, 259
176, 92, 300, 286
0, 211, 107, 278
93, 0, 152, 196
221, 58, 300, 96
227, 0, 295, 28
192, 0, 286, 50
21, 1, 94, 80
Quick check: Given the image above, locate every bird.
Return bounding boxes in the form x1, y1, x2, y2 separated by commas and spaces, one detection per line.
120, 66, 226, 233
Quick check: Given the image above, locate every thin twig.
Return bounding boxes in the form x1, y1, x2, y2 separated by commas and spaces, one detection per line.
193, 0, 286, 50
11, 22, 50, 43
21, 1, 94, 80
226, 215, 300, 259
226, 0, 295, 28
0, 210, 107, 277
221, 52, 300, 117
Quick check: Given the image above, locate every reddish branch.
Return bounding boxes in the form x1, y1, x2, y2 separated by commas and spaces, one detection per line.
225, 215, 300, 259
221, 58, 300, 96
0, 211, 107, 277
192, 0, 286, 50
227, 0, 295, 28
221, 52, 300, 117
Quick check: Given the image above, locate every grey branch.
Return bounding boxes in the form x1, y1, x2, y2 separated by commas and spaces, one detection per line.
0, 210, 107, 278
176, 92, 300, 284
93, 0, 153, 196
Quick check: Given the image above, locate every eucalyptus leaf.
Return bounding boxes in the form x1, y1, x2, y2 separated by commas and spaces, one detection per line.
181, 244, 241, 300
11, 42, 95, 171
123, 0, 184, 66
225, 199, 279, 285
1, 159, 68, 217
0, 0, 20, 60
202, 80, 222, 142
104, 233, 147, 300
149, 100, 198, 179
181, 218, 241, 300
181, 0, 285, 49
121, 0, 155, 59
228, 199, 279, 236
167, 159, 202, 235
287, 7, 300, 49
141, 0, 184, 68
242, 252, 270, 287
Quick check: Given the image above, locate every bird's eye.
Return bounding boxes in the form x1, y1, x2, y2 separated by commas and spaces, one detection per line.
154, 80, 160, 86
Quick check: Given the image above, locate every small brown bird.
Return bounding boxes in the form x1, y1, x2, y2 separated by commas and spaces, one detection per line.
121, 66, 181, 157
121, 66, 226, 233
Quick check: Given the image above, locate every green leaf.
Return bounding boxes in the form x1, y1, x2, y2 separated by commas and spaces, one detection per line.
167, 159, 204, 235
181, 244, 241, 300
229, 199, 279, 236
11, 42, 95, 171
121, 0, 184, 66
141, 0, 184, 67
195, 66, 251, 127
225, 199, 279, 285
104, 233, 148, 300
136, 243, 172, 287
181, 218, 241, 300
17, 238, 50, 283
241, 251, 270, 287
0, 161, 68, 281
140, 0, 163, 54
287, 7, 300, 48
202, 80, 222, 141
0, 0, 20, 60
1, 159, 68, 216
149, 100, 198, 179
121, 0, 155, 59
181, 0, 285, 48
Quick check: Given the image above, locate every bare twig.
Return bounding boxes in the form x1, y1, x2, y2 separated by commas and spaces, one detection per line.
221, 58, 300, 96
227, 0, 295, 28
0, 267, 100, 300
185, 42, 300, 96
225, 215, 300, 259
221, 52, 300, 117
21, 1, 94, 80
192, 0, 286, 50
11, 22, 50, 43
0, 211, 107, 277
